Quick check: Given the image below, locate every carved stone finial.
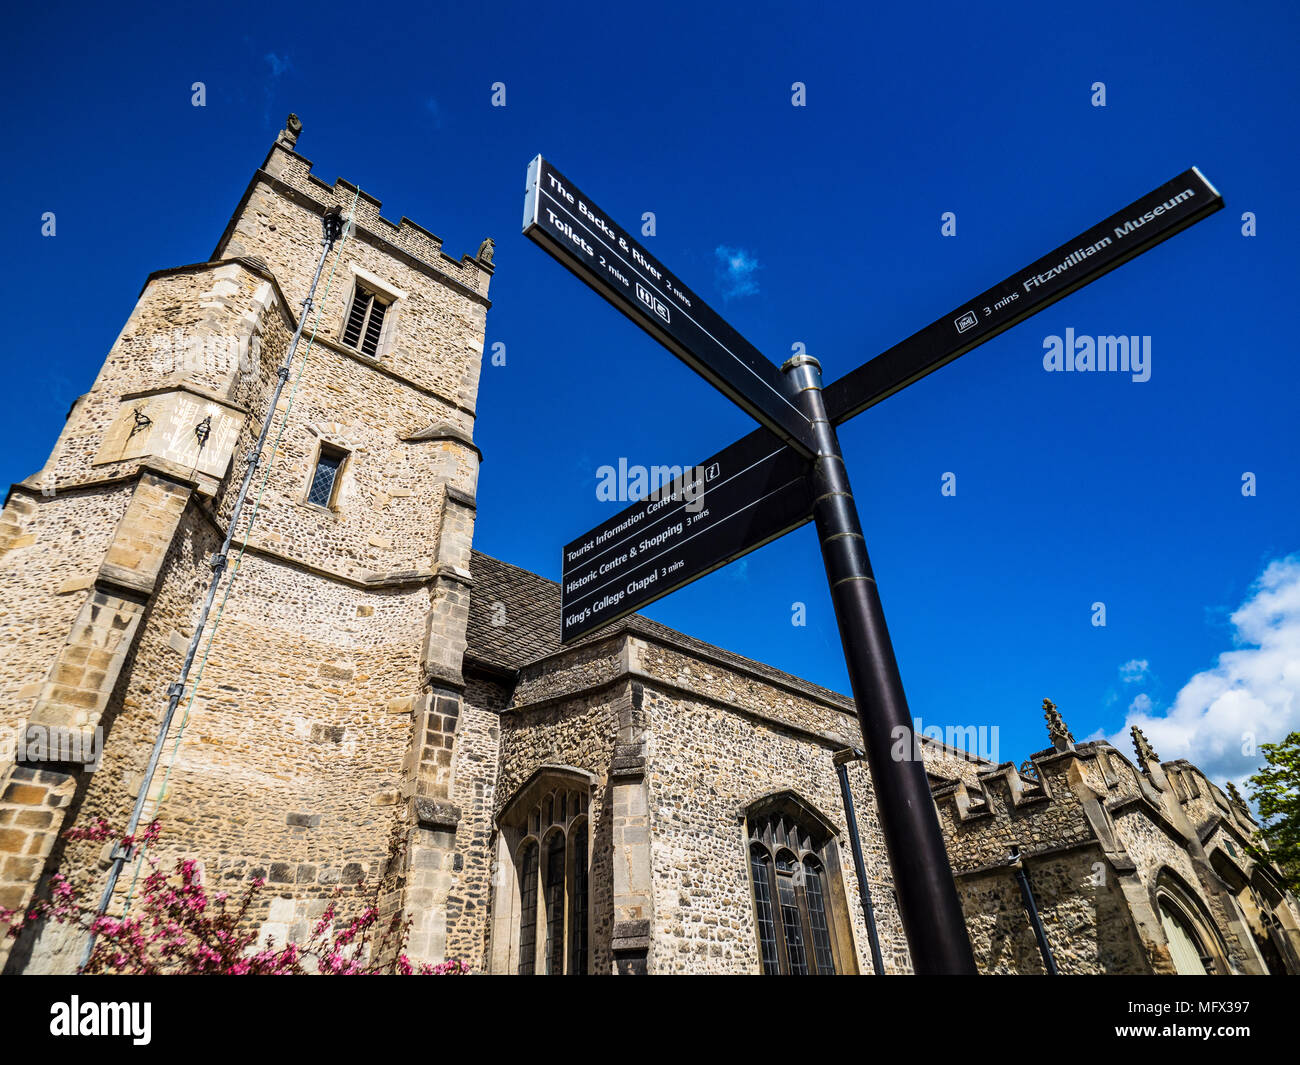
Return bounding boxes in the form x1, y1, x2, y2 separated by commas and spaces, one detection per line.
1225, 780, 1248, 809
1043, 698, 1074, 751
477, 237, 495, 266
1131, 725, 1160, 766
279, 113, 303, 150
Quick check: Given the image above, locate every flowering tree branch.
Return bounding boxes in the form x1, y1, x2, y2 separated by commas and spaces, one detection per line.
0, 819, 467, 976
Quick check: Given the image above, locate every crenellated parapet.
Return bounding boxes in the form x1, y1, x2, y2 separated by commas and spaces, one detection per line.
935, 699, 1300, 975
231, 115, 495, 301
934, 742, 1108, 875
1158, 758, 1262, 851
209, 116, 492, 419
934, 758, 1050, 824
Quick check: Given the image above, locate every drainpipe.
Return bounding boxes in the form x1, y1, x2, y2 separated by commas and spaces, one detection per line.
1010, 845, 1058, 975
833, 747, 886, 974
79, 205, 347, 969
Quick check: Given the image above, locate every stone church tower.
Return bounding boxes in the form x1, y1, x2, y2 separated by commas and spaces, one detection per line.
0, 116, 494, 971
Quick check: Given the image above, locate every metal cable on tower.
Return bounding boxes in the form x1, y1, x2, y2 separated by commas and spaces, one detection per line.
80, 201, 352, 969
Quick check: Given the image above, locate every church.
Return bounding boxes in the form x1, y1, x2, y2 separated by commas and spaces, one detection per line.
1, 116, 1296, 975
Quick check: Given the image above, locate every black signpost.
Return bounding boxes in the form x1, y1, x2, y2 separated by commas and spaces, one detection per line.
561, 431, 812, 643
525, 158, 1223, 974
524, 156, 817, 456
822, 166, 1222, 423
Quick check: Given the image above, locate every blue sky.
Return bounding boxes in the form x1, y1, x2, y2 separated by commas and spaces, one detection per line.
3, 0, 1297, 785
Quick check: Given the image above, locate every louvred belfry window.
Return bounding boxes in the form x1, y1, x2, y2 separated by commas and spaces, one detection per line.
342, 285, 388, 356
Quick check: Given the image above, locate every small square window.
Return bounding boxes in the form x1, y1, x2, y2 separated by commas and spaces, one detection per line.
307, 445, 347, 508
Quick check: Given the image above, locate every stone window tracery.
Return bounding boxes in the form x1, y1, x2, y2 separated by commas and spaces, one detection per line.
497, 770, 591, 975
744, 794, 852, 975
516, 839, 539, 976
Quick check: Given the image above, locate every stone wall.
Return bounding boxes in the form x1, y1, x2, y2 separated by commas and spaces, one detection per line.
36, 265, 273, 496
641, 682, 892, 974
480, 623, 998, 976
217, 141, 491, 414
0, 484, 134, 737
441, 676, 507, 968
957, 848, 1153, 974
0, 765, 77, 930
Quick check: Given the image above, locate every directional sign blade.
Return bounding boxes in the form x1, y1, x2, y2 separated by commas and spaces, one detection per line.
560, 433, 812, 643
556, 165, 1224, 643
823, 166, 1224, 423
523, 155, 817, 456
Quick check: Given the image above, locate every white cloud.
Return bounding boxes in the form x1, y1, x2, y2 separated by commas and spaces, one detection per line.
1128, 692, 1153, 714
1107, 555, 1300, 791
264, 52, 292, 79
1120, 658, 1150, 683
260, 52, 293, 127
714, 245, 761, 301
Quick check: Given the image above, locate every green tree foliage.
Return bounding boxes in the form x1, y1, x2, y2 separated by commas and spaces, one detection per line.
1246, 731, 1300, 892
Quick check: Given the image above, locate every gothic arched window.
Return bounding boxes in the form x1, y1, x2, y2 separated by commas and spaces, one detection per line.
494, 768, 592, 976
749, 846, 780, 974
569, 821, 589, 974
1153, 870, 1230, 975
1158, 897, 1212, 975
543, 830, 566, 974
516, 840, 539, 976
745, 793, 853, 975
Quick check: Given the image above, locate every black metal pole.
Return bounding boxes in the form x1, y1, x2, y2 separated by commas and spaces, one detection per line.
783, 354, 976, 975
833, 747, 886, 974
1010, 847, 1058, 975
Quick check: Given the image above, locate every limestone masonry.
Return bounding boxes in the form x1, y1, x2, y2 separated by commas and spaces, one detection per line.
1, 117, 1296, 975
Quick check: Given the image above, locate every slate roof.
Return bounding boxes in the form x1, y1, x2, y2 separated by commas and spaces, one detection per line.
464, 551, 994, 771
465, 551, 564, 673
464, 550, 853, 709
